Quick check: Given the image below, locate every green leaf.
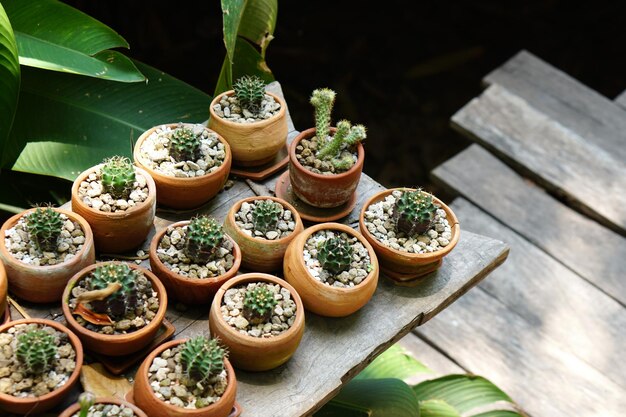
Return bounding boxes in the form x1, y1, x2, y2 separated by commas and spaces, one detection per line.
239, 0, 277, 57
6, 61, 211, 180
472, 411, 524, 417
356, 345, 432, 381
221, 0, 247, 64
214, 37, 274, 95
0, 1, 20, 162
3, 0, 144, 82
419, 399, 461, 417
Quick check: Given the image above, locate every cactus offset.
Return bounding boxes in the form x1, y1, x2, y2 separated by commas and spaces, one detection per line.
243, 285, 277, 325
101, 156, 136, 200
184, 216, 224, 264
318, 236, 353, 275
78, 392, 96, 417
233, 75, 266, 114
310, 88, 336, 142
85, 263, 140, 319
26, 207, 63, 252
16, 329, 58, 375
317, 119, 350, 160
169, 125, 202, 162
392, 190, 438, 236
252, 200, 283, 234
180, 336, 226, 385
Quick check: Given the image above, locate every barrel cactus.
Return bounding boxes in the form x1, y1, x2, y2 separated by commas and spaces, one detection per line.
243, 285, 277, 325
180, 336, 227, 385
184, 216, 224, 264
16, 329, 58, 375
252, 200, 283, 234
234, 75, 266, 114
101, 156, 136, 200
318, 236, 354, 275
85, 263, 140, 319
392, 190, 438, 236
169, 125, 202, 162
26, 207, 63, 252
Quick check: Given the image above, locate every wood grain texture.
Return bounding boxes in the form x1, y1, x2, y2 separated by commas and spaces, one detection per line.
451, 84, 626, 235
615, 89, 626, 109
432, 144, 626, 305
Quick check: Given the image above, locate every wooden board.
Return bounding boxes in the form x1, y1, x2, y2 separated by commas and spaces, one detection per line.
431, 144, 626, 306
615, 89, 626, 109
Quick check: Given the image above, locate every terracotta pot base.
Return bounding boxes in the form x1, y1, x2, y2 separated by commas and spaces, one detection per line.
1, 306, 9, 325
382, 259, 443, 287
126, 391, 242, 417
229, 144, 289, 181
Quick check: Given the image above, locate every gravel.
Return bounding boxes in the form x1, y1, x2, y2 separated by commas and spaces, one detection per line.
234, 200, 296, 240
213, 93, 281, 123
295, 135, 358, 175
78, 167, 149, 213
363, 190, 452, 253
71, 403, 137, 417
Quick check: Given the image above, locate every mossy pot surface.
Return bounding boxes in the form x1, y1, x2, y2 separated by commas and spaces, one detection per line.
58, 397, 148, 417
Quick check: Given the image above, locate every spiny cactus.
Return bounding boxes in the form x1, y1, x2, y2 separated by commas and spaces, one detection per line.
85, 263, 140, 319
78, 392, 96, 417
234, 75, 266, 114
169, 125, 202, 162
316, 119, 351, 160
243, 285, 277, 325
318, 236, 353, 275
180, 336, 226, 385
26, 207, 63, 252
101, 156, 136, 200
252, 200, 282, 234
392, 190, 438, 236
310, 88, 336, 142
184, 216, 224, 264
16, 329, 58, 375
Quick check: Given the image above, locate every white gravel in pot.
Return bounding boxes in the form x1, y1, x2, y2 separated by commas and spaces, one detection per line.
78, 167, 149, 213
212, 93, 281, 123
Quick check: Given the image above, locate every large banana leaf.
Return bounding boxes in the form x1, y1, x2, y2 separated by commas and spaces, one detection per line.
0, 1, 19, 161
419, 399, 461, 417
355, 345, 432, 381
238, 0, 277, 57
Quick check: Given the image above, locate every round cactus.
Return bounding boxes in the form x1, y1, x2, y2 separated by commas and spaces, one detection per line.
16, 329, 58, 375
169, 125, 202, 162
392, 190, 438, 236
184, 216, 224, 264
318, 236, 354, 275
310, 88, 336, 142
26, 207, 63, 252
233, 75, 266, 113
180, 336, 226, 385
252, 200, 283, 234
243, 284, 278, 325
101, 156, 136, 200
85, 263, 140, 319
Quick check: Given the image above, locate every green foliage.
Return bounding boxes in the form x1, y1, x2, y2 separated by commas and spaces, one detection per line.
310, 88, 336, 143
86, 263, 140, 319
26, 207, 63, 252
318, 236, 353, 275
184, 216, 225, 264
168, 125, 202, 162
16, 329, 57, 375
243, 284, 277, 325
252, 199, 282, 234
180, 336, 226, 385
78, 391, 96, 417
234, 75, 266, 113
0, 3, 20, 165
392, 190, 438, 236
100, 156, 136, 199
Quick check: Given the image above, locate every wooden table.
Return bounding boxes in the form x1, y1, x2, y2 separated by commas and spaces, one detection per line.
7, 83, 509, 417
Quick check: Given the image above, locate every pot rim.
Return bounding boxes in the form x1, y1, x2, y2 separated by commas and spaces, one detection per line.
209, 90, 287, 128
60, 397, 148, 417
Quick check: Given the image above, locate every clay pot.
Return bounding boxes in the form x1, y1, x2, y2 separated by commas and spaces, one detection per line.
223, 196, 304, 272
0, 209, 96, 303
209, 273, 305, 371
208, 91, 288, 167
283, 223, 379, 317
134, 123, 232, 209
288, 127, 364, 208
359, 188, 461, 283
71, 164, 156, 254
59, 397, 148, 417
149, 221, 241, 304
0, 318, 83, 415
62, 262, 168, 356
0, 261, 7, 320
133, 338, 239, 417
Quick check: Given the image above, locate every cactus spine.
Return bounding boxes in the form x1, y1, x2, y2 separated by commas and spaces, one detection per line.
184, 216, 224, 264
252, 200, 283, 234
243, 285, 277, 325
169, 125, 202, 162
101, 156, 136, 200
16, 329, 58, 374
180, 336, 226, 385
318, 236, 354, 274
26, 207, 63, 252
233, 75, 266, 113
85, 263, 140, 319
310, 88, 336, 142
392, 190, 438, 236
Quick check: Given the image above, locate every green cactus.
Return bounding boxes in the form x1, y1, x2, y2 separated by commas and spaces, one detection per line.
318, 236, 354, 275
16, 329, 58, 375
316, 117, 367, 172
252, 200, 283, 234
310, 88, 336, 142
169, 125, 202, 162
243, 285, 277, 325
180, 336, 226, 385
317, 119, 351, 160
85, 263, 140, 319
392, 190, 438, 236
233, 75, 266, 113
26, 207, 63, 252
101, 156, 136, 200
184, 216, 224, 264
331, 155, 355, 171
78, 392, 96, 417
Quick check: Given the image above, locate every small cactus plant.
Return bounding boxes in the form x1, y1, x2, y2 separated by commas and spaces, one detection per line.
233, 75, 266, 114
85, 263, 140, 319
100, 156, 136, 200
318, 236, 354, 275
310, 88, 336, 142
26, 207, 63, 252
243, 285, 277, 325
252, 200, 283, 234
169, 125, 202, 162
180, 336, 226, 385
392, 190, 438, 236
16, 329, 58, 374
78, 391, 96, 417
184, 216, 224, 264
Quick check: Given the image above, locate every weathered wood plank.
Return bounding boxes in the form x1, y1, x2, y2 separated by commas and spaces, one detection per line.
451, 84, 626, 235
615, 90, 626, 109
432, 144, 626, 305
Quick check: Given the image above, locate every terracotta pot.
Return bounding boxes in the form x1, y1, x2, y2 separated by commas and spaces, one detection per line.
0, 261, 7, 319
0, 209, 96, 303
134, 338, 239, 417
133, 123, 232, 209
288, 127, 364, 208
59, 397, 148, 417
222, 196, 304, 272
209, 273, 305, 371
62, 262, 168, 356
208, 91, 288, 167
283, 223, 379, 317
359, 188, 461, 282
149, 221, 241, 304
71, 164, 156, 253
0, 318, 83, 415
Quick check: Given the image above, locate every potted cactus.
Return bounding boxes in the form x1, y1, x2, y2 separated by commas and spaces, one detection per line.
0, 318, 83, 415
149, 216, 242, 304
133, 122, 232, 209
223, 196, 304, 272
133, 336, 240, 417
0, 207, 95, 303
209, 75, 288, 167
62, 262, 168, 356
288, 88, 367, 208
284, 223, 379, 317
59, 392, 148, 417
359, 188, 460, 284
209, 273, 305, 371
71, 156, 157, 253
